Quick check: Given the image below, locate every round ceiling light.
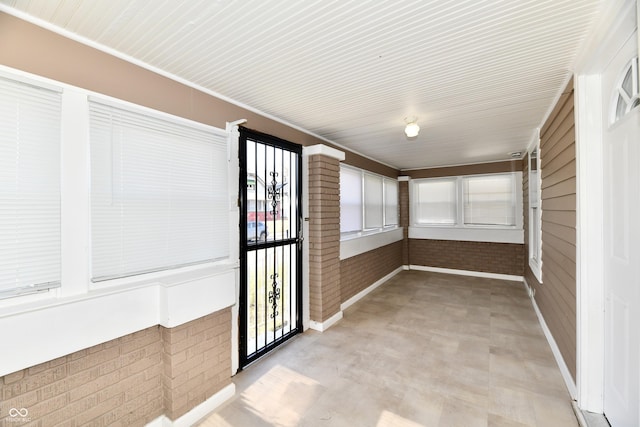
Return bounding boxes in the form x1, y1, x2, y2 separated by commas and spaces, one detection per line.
404, 117, 420, 138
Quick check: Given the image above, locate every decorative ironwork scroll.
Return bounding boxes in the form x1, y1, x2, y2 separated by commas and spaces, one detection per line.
268, 272, 281, 319
267, 171, 281, 217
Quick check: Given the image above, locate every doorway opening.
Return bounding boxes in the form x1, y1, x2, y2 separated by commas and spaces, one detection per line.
238, 128, 303, 368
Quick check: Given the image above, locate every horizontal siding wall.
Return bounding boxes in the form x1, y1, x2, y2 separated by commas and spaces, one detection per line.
340, 241, 403, 303
409, 239, 524, 277
536, 78, 577, 381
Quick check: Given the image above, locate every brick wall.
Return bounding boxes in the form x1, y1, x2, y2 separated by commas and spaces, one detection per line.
0, 308, 231, 426
340, 241, 403, 303
399, 180, 410, 266
162, 309, 232, 420
409, 239, 524, 276
308, 154, 341, 322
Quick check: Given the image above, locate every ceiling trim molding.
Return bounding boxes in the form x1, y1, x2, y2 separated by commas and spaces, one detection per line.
400, 158, 522, 172
0, 4, 397, 171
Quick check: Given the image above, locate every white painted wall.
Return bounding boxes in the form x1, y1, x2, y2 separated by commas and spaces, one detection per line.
0, 65, 238, 378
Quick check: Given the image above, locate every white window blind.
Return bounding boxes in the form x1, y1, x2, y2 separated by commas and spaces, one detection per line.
463, 174, 516, 226
0, 76, 62, 298
384, 178, 398, 226
340, 166, 362, 233
89, 100, 229, 281
414, 178, 457, 225
364, 173, 383, 229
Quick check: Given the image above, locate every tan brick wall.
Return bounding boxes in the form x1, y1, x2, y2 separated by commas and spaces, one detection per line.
162, 309, 232, 420
308, 154, 341, 322
340, 241, 403, 303
0, 309, 232, 426
399, 180, 410, 266
0, 326, 164, 426
409, 239, 524, 276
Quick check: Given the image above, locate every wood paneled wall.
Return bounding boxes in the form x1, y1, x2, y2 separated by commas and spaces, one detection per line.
533, 78, 577, 380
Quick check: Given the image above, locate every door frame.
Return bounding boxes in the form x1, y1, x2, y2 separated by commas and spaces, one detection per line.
575, 0, 638, 413
237, 127, 304, 369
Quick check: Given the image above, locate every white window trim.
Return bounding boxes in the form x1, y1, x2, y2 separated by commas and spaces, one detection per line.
412, 176, 458, 226
528, 136, 543, 282
0, 71, 63, 300
409, 172, 524, 244
340, 165, 399, 239
339, 165, 401, 258
88, 96, 230, 282
340, 227, 403, 260
610, 56, 639, 124
0, 65, 237, 377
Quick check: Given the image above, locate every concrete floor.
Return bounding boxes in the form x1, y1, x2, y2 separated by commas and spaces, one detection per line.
197, 270, 578, 427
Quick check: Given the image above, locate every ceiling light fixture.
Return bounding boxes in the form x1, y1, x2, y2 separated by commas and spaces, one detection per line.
404, 117, 420, 138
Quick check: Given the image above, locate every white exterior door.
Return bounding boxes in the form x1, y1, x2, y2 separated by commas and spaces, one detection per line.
602, 24, 640, 427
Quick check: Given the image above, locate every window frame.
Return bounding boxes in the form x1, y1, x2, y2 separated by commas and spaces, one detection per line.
409, 171, 523, 244
338, 165, 364, 234
462, 173, 518, 227
339, 165, 399, 239
528, 141, 543, 282
0, 72, 63, 300
87, 96, 230, 283
0, 66, 235, 305
610, 56, 639, 125
413, 177, 458, 226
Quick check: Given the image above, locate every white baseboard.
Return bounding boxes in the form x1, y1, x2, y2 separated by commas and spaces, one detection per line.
409, 265, 523, 282
340, 266, 404, 311
524, 279, 577, 399
309, 311, 343, 332
146, 383, 236, 427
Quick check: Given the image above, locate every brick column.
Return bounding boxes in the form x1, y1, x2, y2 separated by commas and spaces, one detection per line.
399, 177, 410, 266
305, 146, 344, 328
161, 309, 232, 420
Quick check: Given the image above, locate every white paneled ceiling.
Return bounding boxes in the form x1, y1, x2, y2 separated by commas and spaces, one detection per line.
0, 0, 602, 169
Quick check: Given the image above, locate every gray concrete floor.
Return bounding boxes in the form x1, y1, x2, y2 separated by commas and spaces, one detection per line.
197, 270, 578, 427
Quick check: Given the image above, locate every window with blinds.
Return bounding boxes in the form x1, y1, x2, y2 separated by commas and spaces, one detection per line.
414, 178, 457, 225
0, 76, 62, 299
339, 166, 362, 233
463, 174, 516, 226
412, 173, 519, 228
363, 173, 383, 229
339, 165, 398, 236
89, 99, 229, 281
384, 178, 399, 226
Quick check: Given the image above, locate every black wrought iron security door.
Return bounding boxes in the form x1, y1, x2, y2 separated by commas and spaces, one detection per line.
239, 128, 302, 368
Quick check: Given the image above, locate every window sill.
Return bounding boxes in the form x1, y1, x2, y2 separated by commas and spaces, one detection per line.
340, 227, 403, 260
89, 259, 238, 291
0, 261, 237, 378
409, 225, 523, 244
